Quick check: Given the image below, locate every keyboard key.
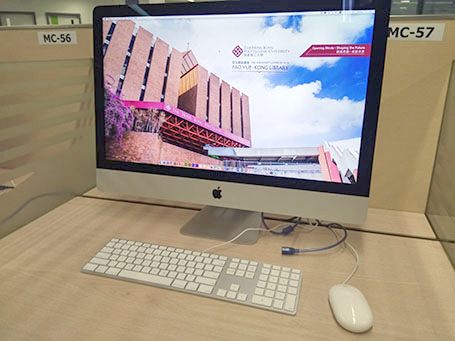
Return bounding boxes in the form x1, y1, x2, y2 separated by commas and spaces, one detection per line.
216, 289, 227, 297
197, 285, 213, 294
226, 268, 235, 275
230, 284, 240, 292
172, 280, 187, 289
285, 294, 296, 311
83, 263, 97, 271
279, 278, 288, 285
255, 288, 264, 295
212, 260, 225, 266
204, 271, 219, 279
257, 281, 266, 288
273, 300, 284, 309
90, 257, 109, 266
267, 283, 276, 290
159, 270, 169, 277
259, 274, 268, 281
271, 270, 280, 277
227, 291, 237, 299
238, 264, 247, 270
288, 287, 298, 295
118, 269, 173, 286
96, 252, 110, 259
265, 290, 274, 298
269, 276, 278, 283
186, 282, 199, 291
237, 293, 247, 302
291, 274, 300, 280
276, 292, 285, 300
252, 295, 272, 307
195, 276, 216, 286
133, 265, 143, 272
106, 267, 121, 276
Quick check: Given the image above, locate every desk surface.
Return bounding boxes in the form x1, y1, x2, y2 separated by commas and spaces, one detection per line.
1, 196, 454, 340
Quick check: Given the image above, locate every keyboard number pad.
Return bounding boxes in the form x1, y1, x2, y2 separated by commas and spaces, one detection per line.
252, 265, 301, 313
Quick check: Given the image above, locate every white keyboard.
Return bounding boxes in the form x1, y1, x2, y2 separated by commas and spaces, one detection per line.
81, 238, 303, 315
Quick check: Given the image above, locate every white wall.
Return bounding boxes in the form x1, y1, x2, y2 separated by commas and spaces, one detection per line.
0, 0, 125, 25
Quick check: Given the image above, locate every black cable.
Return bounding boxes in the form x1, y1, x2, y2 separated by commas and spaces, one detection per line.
282, 221, 347, 254
261, 212, 301, 235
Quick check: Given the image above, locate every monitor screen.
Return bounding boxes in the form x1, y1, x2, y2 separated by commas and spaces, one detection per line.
94, 1, 390, 225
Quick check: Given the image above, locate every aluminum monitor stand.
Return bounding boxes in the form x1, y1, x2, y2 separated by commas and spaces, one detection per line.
180, 206, 261, 245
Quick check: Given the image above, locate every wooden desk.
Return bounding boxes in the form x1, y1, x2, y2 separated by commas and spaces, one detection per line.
1, 196, 454, 340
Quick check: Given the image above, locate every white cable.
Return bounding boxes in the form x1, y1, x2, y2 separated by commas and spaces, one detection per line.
202, 222, 289, 253
342, 239, 360, 284
315, 225, 360, 284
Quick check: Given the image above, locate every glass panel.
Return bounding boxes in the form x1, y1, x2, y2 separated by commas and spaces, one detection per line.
426, 61, 455, 268
0, 59, 96, 238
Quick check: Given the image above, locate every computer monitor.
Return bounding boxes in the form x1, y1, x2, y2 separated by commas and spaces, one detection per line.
93, 0, 390, 243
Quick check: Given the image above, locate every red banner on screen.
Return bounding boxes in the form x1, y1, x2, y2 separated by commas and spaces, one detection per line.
300, 44, 372, 57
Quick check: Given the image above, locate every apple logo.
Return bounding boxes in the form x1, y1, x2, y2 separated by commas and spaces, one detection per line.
212, 187, 222, 199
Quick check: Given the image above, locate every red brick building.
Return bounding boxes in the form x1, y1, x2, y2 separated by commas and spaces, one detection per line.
103, 19, 252, 164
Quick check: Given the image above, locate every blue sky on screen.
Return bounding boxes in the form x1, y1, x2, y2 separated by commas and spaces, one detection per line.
131, 10, 375, 148
266, 23, 373, 101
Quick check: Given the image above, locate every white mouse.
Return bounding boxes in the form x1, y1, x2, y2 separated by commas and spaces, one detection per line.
328, 284, 373, 333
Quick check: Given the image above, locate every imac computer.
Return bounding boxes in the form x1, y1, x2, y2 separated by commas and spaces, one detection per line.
93, 0, 390, 243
